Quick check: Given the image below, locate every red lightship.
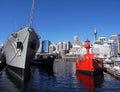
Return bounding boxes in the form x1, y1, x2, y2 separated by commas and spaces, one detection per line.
76, 39, 103, 75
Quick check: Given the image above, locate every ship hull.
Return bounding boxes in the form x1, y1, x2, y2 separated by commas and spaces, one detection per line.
76, 69, 103, 76
3, 27, 39, 82
33, 54, 55, 68
76, 58, 103, 76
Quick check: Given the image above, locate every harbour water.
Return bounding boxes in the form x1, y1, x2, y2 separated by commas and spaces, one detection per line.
0, 60, 120, 92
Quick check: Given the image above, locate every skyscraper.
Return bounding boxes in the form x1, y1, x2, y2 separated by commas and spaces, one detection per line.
110, 35, 118, 55
118, 34, 120, 54
41, 40, 51, 53
49, 44, 56, 54
73, 36, 80, 45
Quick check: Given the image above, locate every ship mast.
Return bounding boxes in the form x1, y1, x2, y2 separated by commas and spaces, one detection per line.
29, 0, 35, 27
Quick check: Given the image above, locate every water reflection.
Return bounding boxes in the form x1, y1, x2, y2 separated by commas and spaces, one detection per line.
5, 69, 33, 92
1, 61, 120, 92
0, 71, 21, 92
76, 71, 104, 92
23, 65, 54, 91
36, 65, 54, 77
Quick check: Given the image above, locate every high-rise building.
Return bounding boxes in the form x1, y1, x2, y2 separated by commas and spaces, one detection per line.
58, 42, 63, 51
110, 35, 118, 45
0, 44, 3, 53
41, 40, 51, 53
118, 34, 120, 54
108, 40, 118, 57
98, 37, 107, 43
49, 44, 56, 54
57, 41, 72, 51
68, 36, 83, 55
110, 35, 118, 55
73, 36, 80, 45
66, 41, 72, 50
62, 42, 67, 50
92, 38, 111, 58
92, 36, 118, 58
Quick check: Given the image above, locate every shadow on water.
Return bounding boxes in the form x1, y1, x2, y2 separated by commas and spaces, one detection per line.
76, 71, 104, 92
34, 64, 54, 77
5, 71, 24, 92
3, 67, 34, 92
23, 64, 55, 92
1, 63, 54, 92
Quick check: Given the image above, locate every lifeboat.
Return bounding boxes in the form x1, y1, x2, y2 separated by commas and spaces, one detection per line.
76, 39, 103, 75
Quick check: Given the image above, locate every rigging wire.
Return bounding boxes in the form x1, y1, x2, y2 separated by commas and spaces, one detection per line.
29, 0, 35, 28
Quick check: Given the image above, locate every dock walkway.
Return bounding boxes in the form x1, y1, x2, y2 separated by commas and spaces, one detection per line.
103, 64, 120, 80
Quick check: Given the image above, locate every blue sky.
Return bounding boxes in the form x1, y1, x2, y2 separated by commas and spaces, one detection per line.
0, 0, 120, 44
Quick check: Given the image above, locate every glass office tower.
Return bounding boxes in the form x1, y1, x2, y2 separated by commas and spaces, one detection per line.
41, 40, 51, 53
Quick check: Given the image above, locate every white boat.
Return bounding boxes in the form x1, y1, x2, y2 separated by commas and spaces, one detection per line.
3, 27, 39, 82
104, 58, 113, 64
113, 61, 120, 71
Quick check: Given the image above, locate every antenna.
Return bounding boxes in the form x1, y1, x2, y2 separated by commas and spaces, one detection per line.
29, 0, 35, 27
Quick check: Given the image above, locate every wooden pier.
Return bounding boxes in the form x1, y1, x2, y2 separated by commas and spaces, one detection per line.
103, 64, 120, 80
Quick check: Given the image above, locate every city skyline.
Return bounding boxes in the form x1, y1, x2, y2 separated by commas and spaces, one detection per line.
0, 0, 120, 44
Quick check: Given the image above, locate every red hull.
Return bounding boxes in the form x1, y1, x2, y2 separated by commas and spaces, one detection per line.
76, 39, 103, 75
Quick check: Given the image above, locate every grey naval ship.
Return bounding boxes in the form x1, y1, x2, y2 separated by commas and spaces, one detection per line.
3, 27, 40, 82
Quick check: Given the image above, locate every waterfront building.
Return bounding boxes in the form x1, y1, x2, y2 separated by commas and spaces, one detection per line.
110, 35, 118, 43
110, 35, 119, 56
49, 44, 56, 54
0, 44, 3, 52
62, 41, 72, 51
66, 41, 72, 50
118, 34, 120, 54
69, 45, 85, 55
57, 42, 63, 51
57, 41, 72, 51
56, 41, 72, 56
92, 36, 118, 58
68, 36, 85, 55
41, 39, 51, 53
108, 40, 118, 57
98, 37, 107, 43
62, 42, 67, 50
92, 40, 111, 58
73, 36, 80, 45
56, 43, 59, 53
